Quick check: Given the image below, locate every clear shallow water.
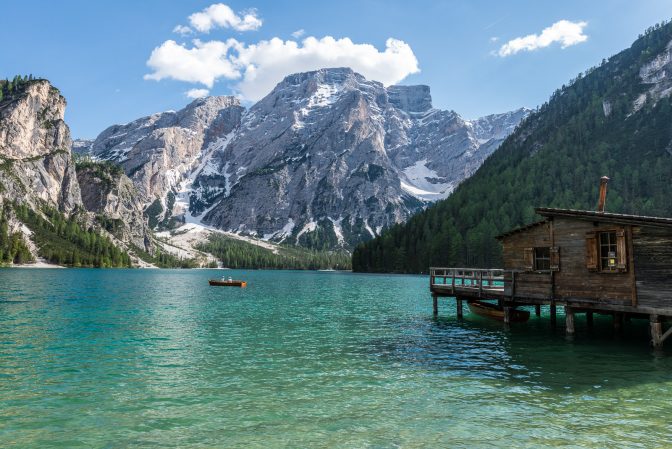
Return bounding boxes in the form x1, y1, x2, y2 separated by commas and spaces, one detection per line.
0, 269, 671, 448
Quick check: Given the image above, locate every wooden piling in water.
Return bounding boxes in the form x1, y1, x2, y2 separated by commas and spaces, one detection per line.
433, 295, 438, 316
550, 304, 557, 327
651, 315, 662, 347
456, 298, 463, 319
503, 306, 511, 324
586, 311, 594, 327
535, 305, 541, 316
566, 307, 575, 335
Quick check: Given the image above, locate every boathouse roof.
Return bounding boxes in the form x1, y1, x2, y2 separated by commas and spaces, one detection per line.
495, 220, 548, 240
496, 208, 672, 240
535, 207, 672, 227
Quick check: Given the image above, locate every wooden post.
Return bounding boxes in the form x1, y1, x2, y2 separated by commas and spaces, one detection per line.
651, 314, 663, 348
535, 305, 541, 317
566, 307, 575, 335
456, 298, 463, 319
433, 295, 438, 316
503, 306, 511, 324
550, 303, 557, 327
586, 311, 594, 327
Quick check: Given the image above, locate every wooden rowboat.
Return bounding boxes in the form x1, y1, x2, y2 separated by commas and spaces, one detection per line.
209, 279, 247, 287
467, 300, 530, 322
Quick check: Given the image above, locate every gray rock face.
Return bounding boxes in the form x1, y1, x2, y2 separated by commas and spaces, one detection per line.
387, 85, 433, 113
391, 106, 530, 201
0, 80, 82, 212
198, 68, 423, 246
88, 68, 528, 248
192, 68, 528, 246
636, 39, 672, 111
90, 96, 244, 207
76, 164, 152, 251
72, 138, 94, 155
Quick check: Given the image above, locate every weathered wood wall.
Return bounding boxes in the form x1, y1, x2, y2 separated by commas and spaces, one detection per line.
633, 226, 672, 309
501, 222, 552, 299
552, 217, 633, 304
501, 217, 638, 305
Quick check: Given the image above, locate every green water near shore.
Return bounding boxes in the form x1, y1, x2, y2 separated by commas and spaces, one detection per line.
1, 269, 671, 448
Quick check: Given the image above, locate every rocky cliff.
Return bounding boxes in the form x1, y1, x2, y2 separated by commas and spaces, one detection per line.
76, 161, 152, 251
90, 96, 244, 213
0, 78, 155, 264
0, 79, 81, 212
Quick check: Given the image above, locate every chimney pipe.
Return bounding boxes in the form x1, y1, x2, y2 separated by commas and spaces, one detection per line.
597, 176, 609, 213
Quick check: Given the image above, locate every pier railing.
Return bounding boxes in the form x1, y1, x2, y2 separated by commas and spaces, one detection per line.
429, 267, 505, 295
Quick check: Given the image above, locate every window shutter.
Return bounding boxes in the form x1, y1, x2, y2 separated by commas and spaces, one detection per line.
523, 248, 534, 271
616, 229, 627, 272
585, 232, 598, 271
550, 246, 560, 271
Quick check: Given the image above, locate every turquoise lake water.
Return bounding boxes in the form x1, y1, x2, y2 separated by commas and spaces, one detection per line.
1, 268, 671, 448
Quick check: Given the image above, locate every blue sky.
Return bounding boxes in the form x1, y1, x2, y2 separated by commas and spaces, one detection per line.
3, 1, 671, 138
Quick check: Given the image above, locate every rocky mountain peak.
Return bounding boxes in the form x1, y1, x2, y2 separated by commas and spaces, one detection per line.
0, 78, 81, 212
85, 68, 528, 249
90, 94, 244, 207
0, 79, 69, 160
387, 85, 433, 114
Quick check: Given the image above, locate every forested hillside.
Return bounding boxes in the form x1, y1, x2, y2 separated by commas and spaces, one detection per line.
198, 235, 351, 270
13, 203, 132, 267
353, 21, 672, 273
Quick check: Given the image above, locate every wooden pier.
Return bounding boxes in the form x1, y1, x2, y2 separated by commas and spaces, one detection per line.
430, 266, 672, 346
429, 190, 672, 348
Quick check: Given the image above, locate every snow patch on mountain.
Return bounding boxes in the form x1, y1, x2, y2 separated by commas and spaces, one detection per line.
401, 159, 452, 200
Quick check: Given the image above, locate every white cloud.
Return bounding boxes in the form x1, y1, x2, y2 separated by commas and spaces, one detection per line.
234, 36, 419, 100
173, 24, 192, 35
489, 36, 499, 43
189, 3, 262, 33
186, 88, 210, 98
144, 35, 420, 101
291, 29, 305, 39
144, 39, 240, 87
498, 20, 588, 57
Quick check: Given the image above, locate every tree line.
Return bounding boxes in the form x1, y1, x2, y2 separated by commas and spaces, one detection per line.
13, 203, 132, 267
198, 234, 351, 270
0, 204, 33, 264
0, 74, 37, 102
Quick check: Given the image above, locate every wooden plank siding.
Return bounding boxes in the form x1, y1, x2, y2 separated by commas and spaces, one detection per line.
633, 226, 672, 309
497, 217, 661, 307
551, 217, 633, 304
501, 221, 552, 299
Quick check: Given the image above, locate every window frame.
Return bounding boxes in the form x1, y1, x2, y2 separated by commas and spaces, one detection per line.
598, 230, 618, 273
533, 247, 551, 272
585, 227, 628, 274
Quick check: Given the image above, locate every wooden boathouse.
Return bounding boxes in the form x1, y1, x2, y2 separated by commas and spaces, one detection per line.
430, 177, 672, 347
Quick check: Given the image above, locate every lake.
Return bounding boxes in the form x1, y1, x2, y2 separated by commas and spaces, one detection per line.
1, 268, 671, 448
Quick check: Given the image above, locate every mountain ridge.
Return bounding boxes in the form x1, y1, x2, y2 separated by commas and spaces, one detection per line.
84, 67, 528, 249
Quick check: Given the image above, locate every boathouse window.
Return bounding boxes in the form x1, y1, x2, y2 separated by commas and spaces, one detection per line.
585, 229, 627, 272
534, 247, 551, 271
599, 231, 618, 271
523, 247, 559, 272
